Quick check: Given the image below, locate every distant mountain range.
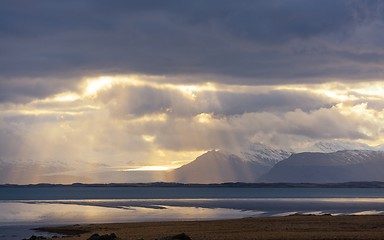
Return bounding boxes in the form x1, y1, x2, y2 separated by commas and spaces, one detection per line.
303, 141, 384, 153
2, 141, 384, 184
169, 141, 384, 183
169, 144, 291, 183
261, 150, 384, 183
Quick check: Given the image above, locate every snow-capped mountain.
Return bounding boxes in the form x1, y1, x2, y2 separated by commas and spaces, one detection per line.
260, 150, 384, 183
300, 140, 372, 153
169, 144, 291, 183
373, 144, 384, 151
240, 143, 292, 166
169, 141, 384, 184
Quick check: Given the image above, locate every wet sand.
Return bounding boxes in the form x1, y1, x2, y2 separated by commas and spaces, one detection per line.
37, 215, 384, 240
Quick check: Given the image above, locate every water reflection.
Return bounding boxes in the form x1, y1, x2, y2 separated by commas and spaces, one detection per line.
2, 197, 384, 226
0, 201, 259, 225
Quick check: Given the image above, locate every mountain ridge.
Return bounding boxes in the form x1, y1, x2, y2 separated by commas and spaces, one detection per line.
169, 143, 292, 183
260, 150, 384, 183
169, 141, 384, 184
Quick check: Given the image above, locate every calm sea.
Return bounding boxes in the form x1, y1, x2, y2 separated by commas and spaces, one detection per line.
1, 186, 384, 239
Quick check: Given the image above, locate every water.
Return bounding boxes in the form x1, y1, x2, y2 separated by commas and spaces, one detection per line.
1, 186, 384, 239
2, 186, 384, 200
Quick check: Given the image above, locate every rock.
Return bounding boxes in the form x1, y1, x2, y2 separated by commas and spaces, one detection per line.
88, 234, 101, 240
160, 233, 192, 240
87, 233, 120, 240
23, 236, 48, 240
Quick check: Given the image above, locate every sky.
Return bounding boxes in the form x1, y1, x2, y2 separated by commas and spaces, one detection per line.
1, 0, 384, 183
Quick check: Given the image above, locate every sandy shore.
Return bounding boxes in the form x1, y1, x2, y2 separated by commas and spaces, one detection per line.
36, 215, 384, 240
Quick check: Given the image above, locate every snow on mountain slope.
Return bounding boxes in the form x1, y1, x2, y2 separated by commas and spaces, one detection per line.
169, 143, 292, 183
241, 143, 292, 166
260, 150, 384, 183
302, 140, 372, 153
169, 141, 384, 184
373, 144, 384, 151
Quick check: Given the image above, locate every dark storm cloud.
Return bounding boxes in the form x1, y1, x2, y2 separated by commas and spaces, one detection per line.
1, 0, 384, 101
0, 78, 73, 103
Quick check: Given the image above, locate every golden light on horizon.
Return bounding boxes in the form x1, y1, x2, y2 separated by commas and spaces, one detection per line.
121, 165, 176, 171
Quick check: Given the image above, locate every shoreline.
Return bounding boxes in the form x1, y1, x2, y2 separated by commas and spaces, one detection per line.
35, 215, 384, 240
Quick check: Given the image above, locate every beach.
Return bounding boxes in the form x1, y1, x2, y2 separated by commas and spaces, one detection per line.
37, 215, 384, 240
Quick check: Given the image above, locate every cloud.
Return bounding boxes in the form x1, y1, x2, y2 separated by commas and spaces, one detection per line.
282, 108, 369, 139
120, 104, 381, 153
207, 90, 334, 114
0, 81, 384, 183
92, 81, 381, 151
0, 77, 77, 103
96, 83, 335, 118
1, 1, 384, 103
1, 1, 384, 183
1, 77, 381, 156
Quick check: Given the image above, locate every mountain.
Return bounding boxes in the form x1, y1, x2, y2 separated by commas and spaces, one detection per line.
168, 150, 259, 183
169, 141, 384, 184
303, 140, 372, 153
240, 143, 292, 166
301, 140, 384, 153
260, 150, 384, 183
169, 144, 291, 183
0, 159, 82, 184
373, 144, 384, 151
